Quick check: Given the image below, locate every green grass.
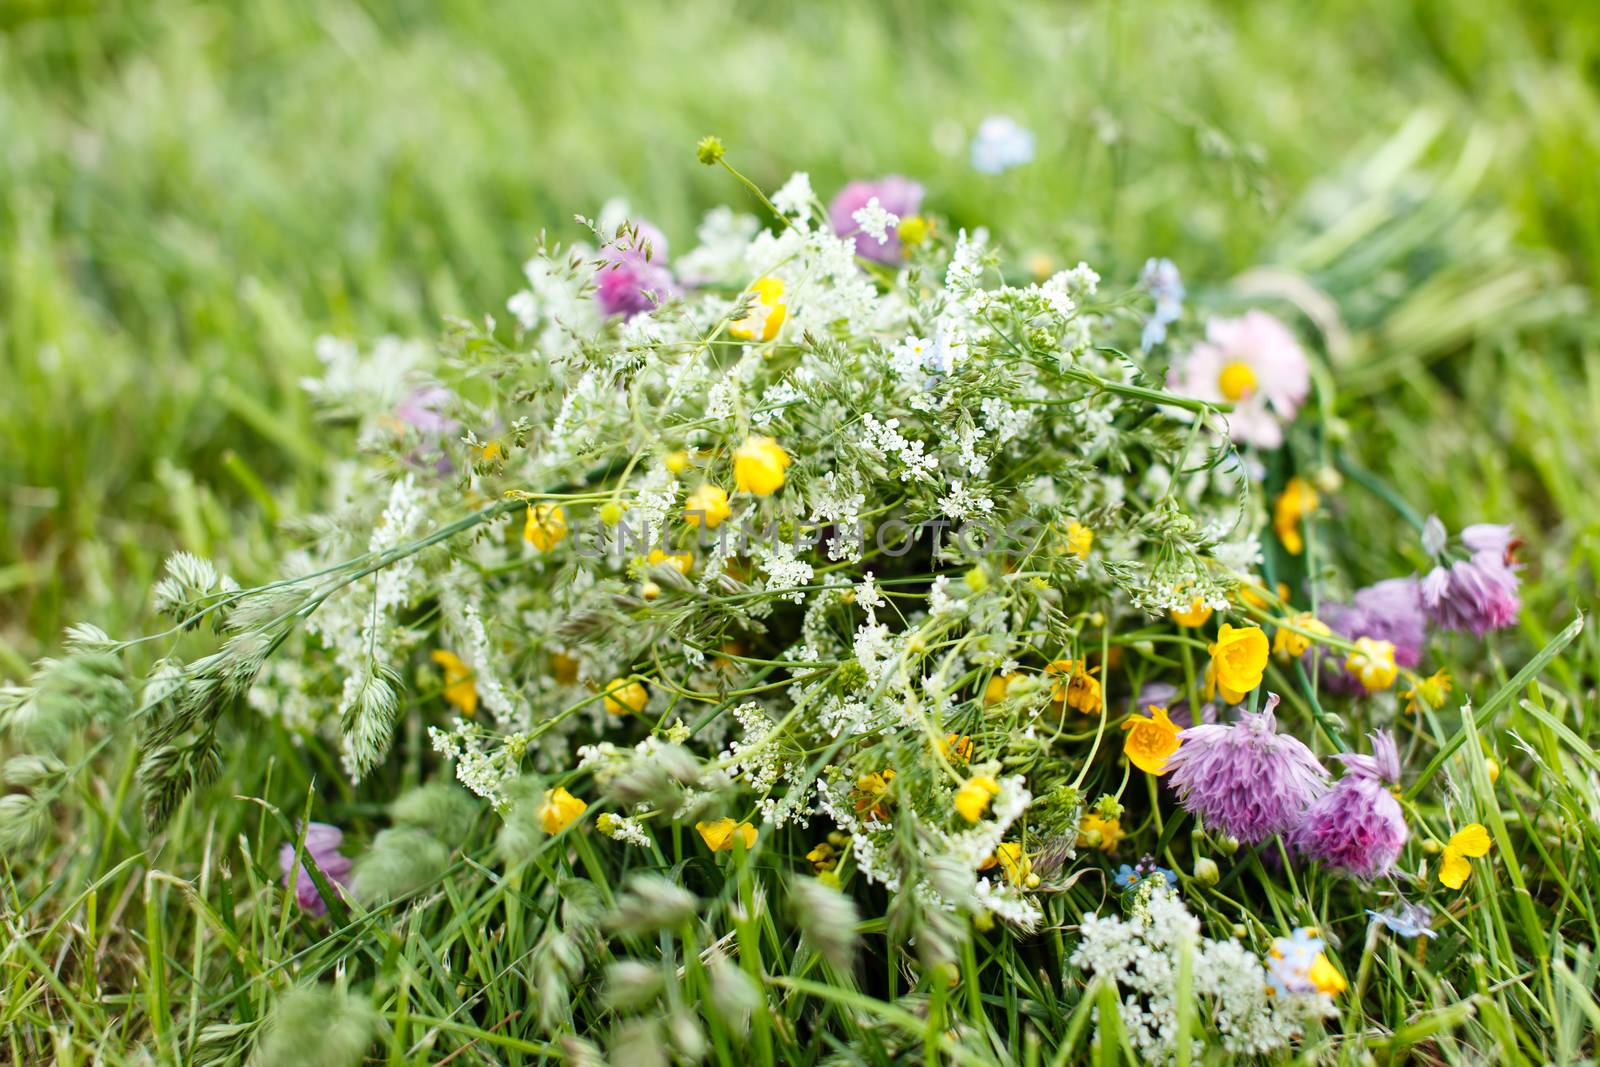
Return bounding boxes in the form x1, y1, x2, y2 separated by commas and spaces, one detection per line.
4, 0, 1600, 1062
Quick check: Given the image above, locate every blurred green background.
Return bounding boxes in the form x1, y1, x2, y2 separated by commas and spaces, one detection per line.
4, 0, 1599, 671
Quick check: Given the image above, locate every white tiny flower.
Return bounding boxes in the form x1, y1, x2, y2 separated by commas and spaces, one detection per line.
772, 172, 816, 221
850, 197, 899, 245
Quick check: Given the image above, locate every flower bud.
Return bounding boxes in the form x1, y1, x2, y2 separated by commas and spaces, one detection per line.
1193, 857, 1220, 886
696, 135, 725, 165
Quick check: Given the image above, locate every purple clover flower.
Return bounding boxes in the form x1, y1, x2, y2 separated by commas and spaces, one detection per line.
393, 385, 460, 475
1421, 524, 1522, 636
1163, 694, 1329, 845
278, 822, 354, 917
395, 385, 459, 436
1291, 730, 1408, 879
594, 219, 679, 319
828, 176, 924, 265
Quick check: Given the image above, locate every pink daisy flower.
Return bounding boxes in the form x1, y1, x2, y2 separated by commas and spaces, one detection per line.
1168, 310, 1310, 449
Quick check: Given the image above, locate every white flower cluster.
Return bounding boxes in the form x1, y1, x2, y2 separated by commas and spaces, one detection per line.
1071, 888, 1336, 1061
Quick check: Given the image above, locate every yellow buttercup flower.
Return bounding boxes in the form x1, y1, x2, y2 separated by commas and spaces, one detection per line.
978, 841, 1036, 887
1064, 521, 1094, 560
538, 787, 587, 834
983, 673, 1019, 705
601, 677, 649, 716
1272, 612, 1330, 658
1209, 624, 1269, 703
732, 436, 791, 496
1077, 812, 1124, 852
954, 775, 1001, 823
1122, 705, 1182, 775
897, 214, 930, 248
523, 504, 568, 551
806, 842, 838, 873
647, 548, 693, 574
1344, 637, 1398, 692
684, 483, 732, 528
728, 276, 788, 342
430, 650, 478, 716
1438, 823, 1492, 889
663, 450, 690, 474
550, 651, 580, 686
696, 818, 757, 852
1171, 597, 1213, 628
941, 733, 974, 763
1403, 669, 1452, 715
1307, 953, 1348, 996
1046, 659, 1102, 714
1273, 476, 1320, 556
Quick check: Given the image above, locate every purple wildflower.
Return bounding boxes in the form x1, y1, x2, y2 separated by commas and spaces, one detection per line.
1163, 694, 1329, 845
594, 219, 679, 319
1313, 577, 1427, 694
1421, 524, 1521, 636
393, 385, 460, 474
279, 822, 353, 917
1291, 730, 1408, 879
828, 176, 924, 264
395, 385, 459, 436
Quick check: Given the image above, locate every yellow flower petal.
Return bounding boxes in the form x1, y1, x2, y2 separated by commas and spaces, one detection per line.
1308, 953, 1347, 996
1448, 823, 1492, 858
601, 677, 649, 716
1210, 624, 1268, 701
696, 818, 757, 852
1123, 705, 1182, 775
732, 435, 791, 496
538, 787, 587, 835
430, 650, 479, 716
728, 276, 788, 342
523, 504, 568, 551
1171, 598, 1213, 628
1438, 848, 1472, 889
954, 775, 1000, 823
684, 483, 732, 528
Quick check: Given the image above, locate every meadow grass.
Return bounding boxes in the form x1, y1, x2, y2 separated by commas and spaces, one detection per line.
4, 0, 1600, 1063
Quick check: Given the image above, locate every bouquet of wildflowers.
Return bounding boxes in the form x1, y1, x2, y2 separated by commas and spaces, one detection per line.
4, 141, 1555, 1063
